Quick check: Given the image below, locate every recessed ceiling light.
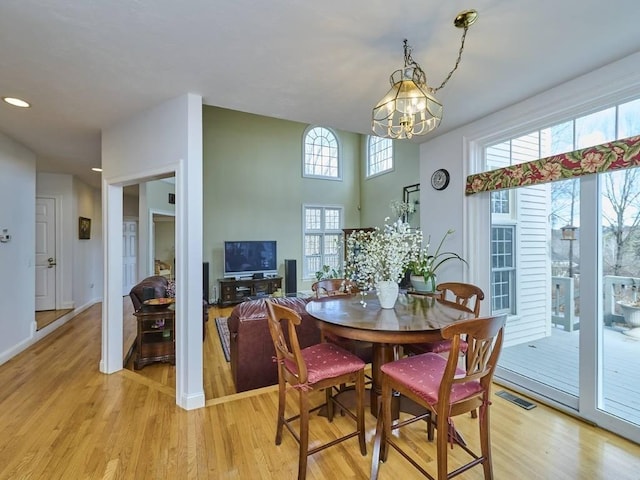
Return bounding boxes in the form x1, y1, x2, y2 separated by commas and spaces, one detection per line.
91, 167, 103, 172
2, 97, 30, 108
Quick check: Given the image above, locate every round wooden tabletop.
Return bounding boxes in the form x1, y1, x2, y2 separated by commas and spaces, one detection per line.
305, 293, 474, 344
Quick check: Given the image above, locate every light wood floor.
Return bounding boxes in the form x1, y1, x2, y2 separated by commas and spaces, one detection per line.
35, 308, 73, 331
2, 303, 640, 479
123, 303, 237, 399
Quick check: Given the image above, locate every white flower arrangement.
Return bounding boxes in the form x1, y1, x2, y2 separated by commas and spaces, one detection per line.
389, 200, 415, 219
345, 217, 423, 290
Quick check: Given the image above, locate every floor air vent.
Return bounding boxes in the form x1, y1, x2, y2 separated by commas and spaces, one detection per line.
495, 390, 537, 410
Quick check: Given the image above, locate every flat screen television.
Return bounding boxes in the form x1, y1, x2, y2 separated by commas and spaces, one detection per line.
224, 240, 277, 278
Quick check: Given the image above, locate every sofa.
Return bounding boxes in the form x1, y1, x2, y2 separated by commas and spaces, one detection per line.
129, 275, 209, 339
227, 295, 372, 393
227, 296, 317, 392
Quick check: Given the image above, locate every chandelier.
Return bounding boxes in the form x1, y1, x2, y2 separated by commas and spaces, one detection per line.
372, 9, 478, 140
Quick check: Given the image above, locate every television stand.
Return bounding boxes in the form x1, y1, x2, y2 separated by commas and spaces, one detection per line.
218, 276, 282, 306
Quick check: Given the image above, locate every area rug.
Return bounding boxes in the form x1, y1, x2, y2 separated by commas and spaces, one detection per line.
215, 317, 231, 362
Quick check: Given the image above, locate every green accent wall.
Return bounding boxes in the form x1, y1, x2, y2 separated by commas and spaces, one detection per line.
202, 106, 419, 295
359, 138, 420, 229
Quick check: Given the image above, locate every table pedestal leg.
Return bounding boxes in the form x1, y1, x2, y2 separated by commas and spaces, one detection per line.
370, 343, 398, 417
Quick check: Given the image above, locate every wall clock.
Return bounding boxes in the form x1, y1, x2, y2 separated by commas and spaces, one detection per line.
431, 168, 450, 191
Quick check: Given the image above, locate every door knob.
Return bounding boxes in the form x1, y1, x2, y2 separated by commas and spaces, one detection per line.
47, 257, 57, 268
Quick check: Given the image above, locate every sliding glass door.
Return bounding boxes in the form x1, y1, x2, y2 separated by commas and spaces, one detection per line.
483, 98, 640, 443
494, 177, 581, 409
594, 166, 640, 433
492, 172, 640, 442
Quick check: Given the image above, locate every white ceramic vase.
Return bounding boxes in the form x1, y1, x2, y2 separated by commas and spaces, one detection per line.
376, 280, 399, 309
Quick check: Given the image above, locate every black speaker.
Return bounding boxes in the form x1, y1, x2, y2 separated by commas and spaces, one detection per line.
284, 259, 297, 294
203, 262, 210, 304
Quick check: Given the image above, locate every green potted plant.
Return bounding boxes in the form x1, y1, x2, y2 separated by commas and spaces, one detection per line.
407, 229, 467, 293
315, 265, 342, 281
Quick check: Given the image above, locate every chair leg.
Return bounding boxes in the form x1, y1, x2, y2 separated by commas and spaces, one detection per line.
381, 376, 392, 463
275, 379, 286, 445
479, 402, 494, 479
326, 387, 334, 421
436, 413, 449, 480
427, 412, 435, 441
356, 370, 366, 455
370, 410, 385, 480
298, 389, 310, 480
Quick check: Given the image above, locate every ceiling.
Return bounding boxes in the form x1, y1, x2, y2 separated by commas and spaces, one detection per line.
1, 1, 639, 189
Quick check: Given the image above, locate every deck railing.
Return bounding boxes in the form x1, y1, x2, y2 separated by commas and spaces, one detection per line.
551, 274, 640, 331
552, 276, 578, 331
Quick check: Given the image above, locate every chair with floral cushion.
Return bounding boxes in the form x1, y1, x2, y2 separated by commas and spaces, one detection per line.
265, 300, 367, 480
370, 314, 506, 480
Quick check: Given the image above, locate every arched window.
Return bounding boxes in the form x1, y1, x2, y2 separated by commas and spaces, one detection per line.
303, 126, 340, 179
367, 135, 394, 177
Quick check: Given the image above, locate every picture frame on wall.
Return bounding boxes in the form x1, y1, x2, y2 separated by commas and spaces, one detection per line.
79, 217, 91, 240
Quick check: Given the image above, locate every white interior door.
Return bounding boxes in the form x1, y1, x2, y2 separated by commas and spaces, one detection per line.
35, 197, 56, 311
123, 220, 137, 295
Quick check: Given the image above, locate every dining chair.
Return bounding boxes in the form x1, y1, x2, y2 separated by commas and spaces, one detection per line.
405, 282, 485, 356
311, 278, 360, 297
312, 279, 373, 365
370, 314, 507, 480
265, 300, 367, 480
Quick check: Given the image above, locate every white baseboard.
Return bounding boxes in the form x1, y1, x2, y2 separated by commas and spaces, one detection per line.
0, 337, 33, 367
179, 391, 206, 410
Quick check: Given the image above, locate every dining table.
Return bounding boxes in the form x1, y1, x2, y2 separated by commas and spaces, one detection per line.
305, 292, 475, 416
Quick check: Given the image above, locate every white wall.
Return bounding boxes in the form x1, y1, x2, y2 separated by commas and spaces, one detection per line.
123, 191, 139, 217
35, 174, 102, 311
102, 93, 204, 410
36, 173, 75, 309
0, 150, 101, 366
0, 132, 35, 363
144, 179, 176, 277
73, 178, 103, 307
154, 220, 175, 267
419, 51, 640, 314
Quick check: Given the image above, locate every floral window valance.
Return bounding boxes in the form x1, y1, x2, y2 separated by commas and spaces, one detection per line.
465, 135, 640, 195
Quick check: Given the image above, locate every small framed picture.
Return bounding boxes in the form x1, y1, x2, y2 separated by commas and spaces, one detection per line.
79, 217, 91, 240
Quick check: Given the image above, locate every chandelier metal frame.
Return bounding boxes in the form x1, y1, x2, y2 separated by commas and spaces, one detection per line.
372, 9, 478, 140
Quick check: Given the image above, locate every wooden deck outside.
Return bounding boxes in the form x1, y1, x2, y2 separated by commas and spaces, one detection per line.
498, 323, 640, 425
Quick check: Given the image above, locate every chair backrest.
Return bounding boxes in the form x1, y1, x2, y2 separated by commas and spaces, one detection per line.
311, 278, 359, 298
154, 259, 172, 277
436, 282, 484, 317
439, 315, 506, 409
265, 300, 308, 384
